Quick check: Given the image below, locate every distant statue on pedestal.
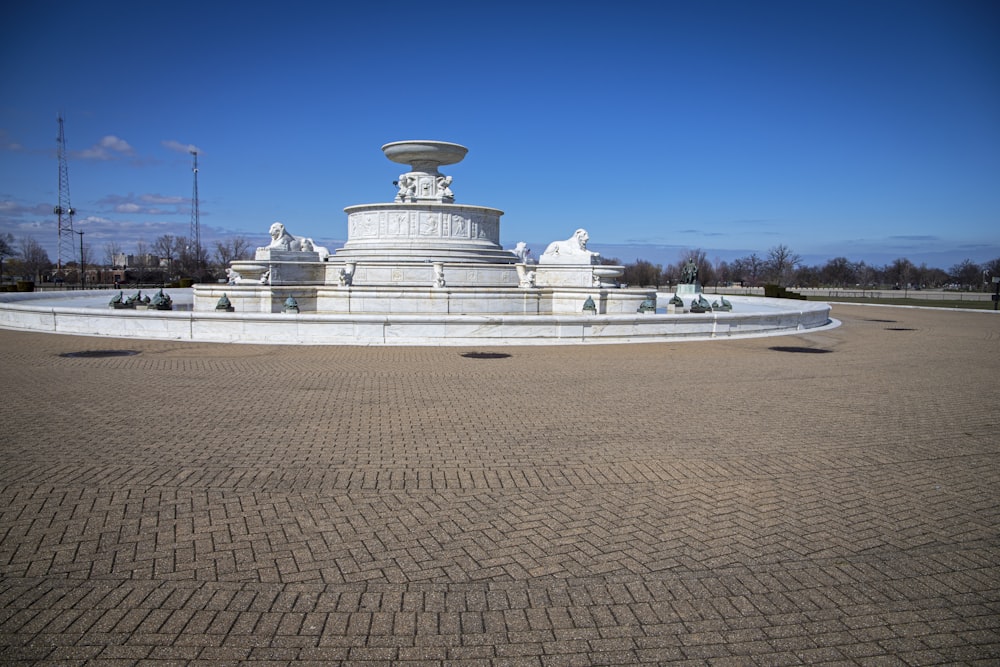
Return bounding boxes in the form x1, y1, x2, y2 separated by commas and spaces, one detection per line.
681, 259, 699, 285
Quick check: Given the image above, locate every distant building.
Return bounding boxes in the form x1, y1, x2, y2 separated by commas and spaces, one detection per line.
112, 253, 164, 269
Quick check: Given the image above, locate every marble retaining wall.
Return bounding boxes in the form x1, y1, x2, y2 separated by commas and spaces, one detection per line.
0, 290, 835, 346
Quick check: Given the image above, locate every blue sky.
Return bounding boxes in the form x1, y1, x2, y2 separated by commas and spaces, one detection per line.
1, 0, 997, 270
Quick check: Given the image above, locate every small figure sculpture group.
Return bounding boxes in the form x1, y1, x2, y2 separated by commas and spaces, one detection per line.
394, 173, 455, 202
689, 294, 713, 313
395, 173, 416, 201
109, 288, 172, 310
149, 289, 173, 310
687, 294, 732, 313
109, 290, 147, 308
713, 296, 733, 312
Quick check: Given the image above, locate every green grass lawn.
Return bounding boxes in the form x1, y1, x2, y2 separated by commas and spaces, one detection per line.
805, 295, 995, 310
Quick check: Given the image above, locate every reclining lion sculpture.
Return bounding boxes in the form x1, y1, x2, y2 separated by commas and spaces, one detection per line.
257, 222, 330, 260
539, 228, 600, 265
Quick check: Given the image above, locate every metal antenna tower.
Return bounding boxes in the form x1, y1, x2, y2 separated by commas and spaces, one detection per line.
189, 150, 201, 274
54, 114, 76, 276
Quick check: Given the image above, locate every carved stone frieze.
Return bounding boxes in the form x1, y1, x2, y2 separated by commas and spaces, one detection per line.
344, 204, 502, 246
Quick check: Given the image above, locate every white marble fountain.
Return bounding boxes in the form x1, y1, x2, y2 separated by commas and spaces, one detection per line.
0, 141, 834, 345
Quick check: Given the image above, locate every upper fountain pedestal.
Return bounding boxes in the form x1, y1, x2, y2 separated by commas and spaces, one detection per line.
384, 140, 468, 203
335, 140, 509, 268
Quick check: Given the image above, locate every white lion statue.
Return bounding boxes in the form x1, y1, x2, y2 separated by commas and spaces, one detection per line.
539, 228, 600, 265
257, 222, 330, 260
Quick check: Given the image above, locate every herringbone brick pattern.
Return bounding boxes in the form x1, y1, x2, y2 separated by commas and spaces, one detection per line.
1, 304, 998, 664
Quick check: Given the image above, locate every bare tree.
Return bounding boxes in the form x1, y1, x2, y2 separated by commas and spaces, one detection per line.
949, 259, 981, 290
130, 240, 152, 285
729, 253, 764, 286
19, 236, 52, 282
150, 235, 175, 259
622, 259, 663, 287
886, 257, 914, 289
170, 235, 208, 278
151, 234, 179, 279
922, 266, 950, 288
104, 241, 124, 268
0, 233, 15, 284
820, 257, 855, 287
714, 259, 735, 286
0, 233, 14, 259
213, 236, 254, 269
854, 261, 877, 289
793, 264, 821, 287
984, 257, 1000, 280
765, 244, 802, 286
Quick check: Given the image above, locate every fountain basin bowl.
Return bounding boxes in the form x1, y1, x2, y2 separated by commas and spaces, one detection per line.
593, 266, 624, 280
382, 140, 468, 168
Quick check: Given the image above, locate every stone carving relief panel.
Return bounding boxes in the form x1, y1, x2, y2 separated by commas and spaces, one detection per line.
451, 214, 468, 238
387, 211, 410, 236
469, 213, 499, 242
349, 211, 382, 239
418, 212, 441, 237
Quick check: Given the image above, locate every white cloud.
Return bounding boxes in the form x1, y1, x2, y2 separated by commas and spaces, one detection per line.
162, 139, 203, 155
0, 200, 53, 217
75, 135, 136, 161
97, 193, 186, 216
100, 135, 133, 153
140, 193, 185, 205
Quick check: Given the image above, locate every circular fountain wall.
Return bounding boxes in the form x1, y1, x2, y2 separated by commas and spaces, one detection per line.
0, 289, 836, 345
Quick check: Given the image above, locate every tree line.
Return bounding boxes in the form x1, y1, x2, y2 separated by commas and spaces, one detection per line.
608, 244, 1000, 291
0, 233, 256, 285
2, 233, 997, 292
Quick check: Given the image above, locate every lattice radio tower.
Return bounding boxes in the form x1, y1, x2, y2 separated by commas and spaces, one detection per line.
189, 150, 201, 273
54, 114, 76, 275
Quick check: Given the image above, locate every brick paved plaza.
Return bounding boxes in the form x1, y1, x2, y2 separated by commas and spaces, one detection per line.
1, 304, 998, 665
